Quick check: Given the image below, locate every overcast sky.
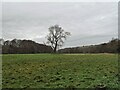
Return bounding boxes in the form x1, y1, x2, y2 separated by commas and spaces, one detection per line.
2, 2, 118, 48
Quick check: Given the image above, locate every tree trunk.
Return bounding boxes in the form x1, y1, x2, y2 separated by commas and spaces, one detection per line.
53, 41, 57, 53
53, 48, 56, 53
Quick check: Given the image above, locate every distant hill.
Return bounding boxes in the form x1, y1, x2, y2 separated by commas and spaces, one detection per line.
58, 39, 119, 53
1, 38, 119, 54
1, 39, 53, 54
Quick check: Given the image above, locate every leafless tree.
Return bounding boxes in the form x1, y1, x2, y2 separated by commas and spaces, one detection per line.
46, 25, 71, 53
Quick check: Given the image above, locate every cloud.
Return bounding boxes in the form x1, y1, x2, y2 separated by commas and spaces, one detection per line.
2, 2, 118, 48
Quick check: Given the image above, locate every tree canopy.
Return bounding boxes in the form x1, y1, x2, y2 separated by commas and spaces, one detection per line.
46, 25, 71, 53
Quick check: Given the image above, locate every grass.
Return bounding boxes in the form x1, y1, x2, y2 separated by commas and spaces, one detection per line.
2, 54, 119, 89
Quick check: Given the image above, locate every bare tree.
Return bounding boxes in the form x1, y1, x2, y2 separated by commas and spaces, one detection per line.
46, 25, 71, 53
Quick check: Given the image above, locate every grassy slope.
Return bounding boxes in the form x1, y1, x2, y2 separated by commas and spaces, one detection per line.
2, 54, 118, 88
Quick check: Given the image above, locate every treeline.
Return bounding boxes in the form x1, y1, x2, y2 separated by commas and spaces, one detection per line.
0, 39, 53, 54
58, 39, 120, 53
0, 38, 119, 54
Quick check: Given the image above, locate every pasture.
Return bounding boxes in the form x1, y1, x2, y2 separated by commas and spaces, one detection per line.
2, 54, 119, 89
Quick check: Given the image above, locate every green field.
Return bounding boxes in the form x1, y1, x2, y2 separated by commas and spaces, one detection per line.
2, 54, 119, 89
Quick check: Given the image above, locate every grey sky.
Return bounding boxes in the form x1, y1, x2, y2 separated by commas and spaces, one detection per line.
2, 2, 118, 48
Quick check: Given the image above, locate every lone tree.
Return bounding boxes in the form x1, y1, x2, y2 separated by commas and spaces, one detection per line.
46, 25, 71, 53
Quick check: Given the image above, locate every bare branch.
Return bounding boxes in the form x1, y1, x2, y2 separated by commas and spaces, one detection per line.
46, 25, 71, 53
